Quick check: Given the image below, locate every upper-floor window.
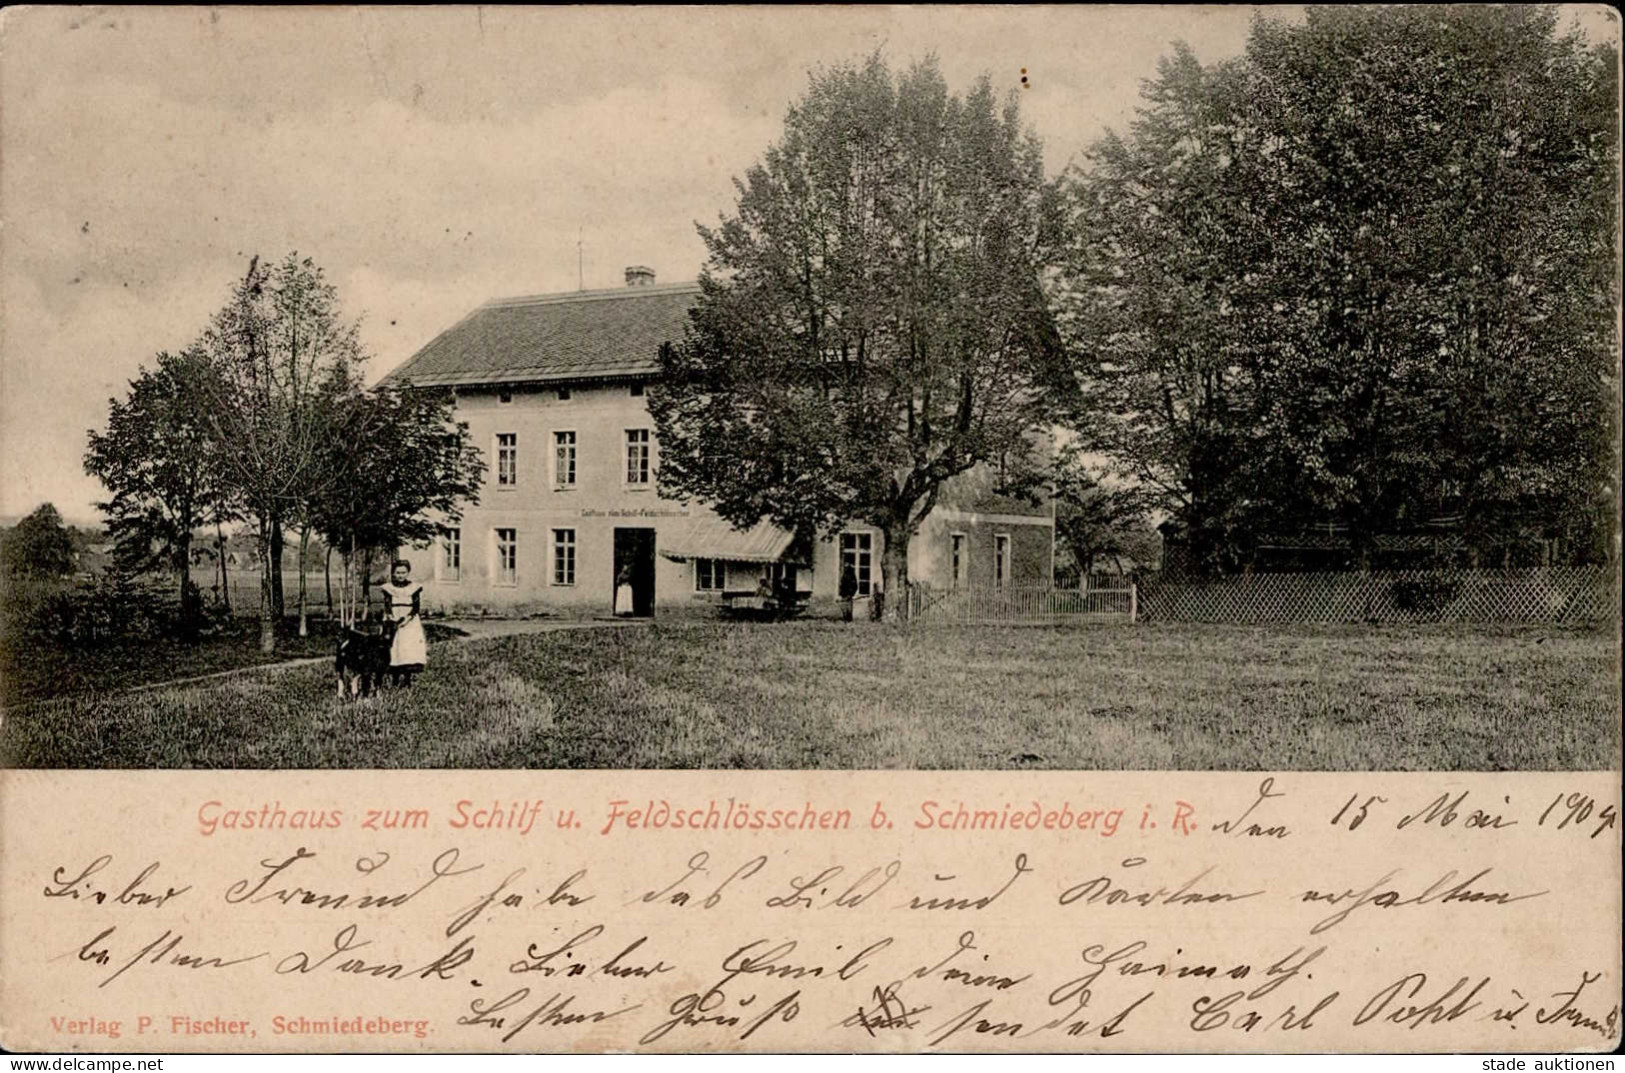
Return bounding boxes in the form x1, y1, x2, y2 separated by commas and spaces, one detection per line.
556, 387, 572, 402
499, 391, 512, 404
629, 382, 645, 397
625, 428, 651, 486
840, 532, 873, 596
496, 432, 518, 487
553, 430, 577, 489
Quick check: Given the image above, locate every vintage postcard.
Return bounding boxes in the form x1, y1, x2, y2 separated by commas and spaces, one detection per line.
0, 4, 1620, 1056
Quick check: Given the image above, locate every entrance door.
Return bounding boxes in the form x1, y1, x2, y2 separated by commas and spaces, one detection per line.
612, 527, 657, 617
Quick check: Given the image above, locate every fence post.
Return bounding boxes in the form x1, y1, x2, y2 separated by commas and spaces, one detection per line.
1130, 582, 1138, 624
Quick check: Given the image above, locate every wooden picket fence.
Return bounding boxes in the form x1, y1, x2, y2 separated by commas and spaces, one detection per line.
1138, 566, 1616, 625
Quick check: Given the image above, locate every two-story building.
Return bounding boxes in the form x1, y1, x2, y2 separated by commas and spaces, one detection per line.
383, 266, 1053, 617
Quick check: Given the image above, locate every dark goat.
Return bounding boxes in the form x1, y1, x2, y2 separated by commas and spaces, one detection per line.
335, 618, 396, 699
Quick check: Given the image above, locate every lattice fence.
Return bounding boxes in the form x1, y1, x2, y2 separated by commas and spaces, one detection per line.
906, 583, 1137, 624
1138, 567, 1617, 625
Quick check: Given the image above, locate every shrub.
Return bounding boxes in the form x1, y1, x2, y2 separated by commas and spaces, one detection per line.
1390, 574, 1462, 618
1, 571, 179, 647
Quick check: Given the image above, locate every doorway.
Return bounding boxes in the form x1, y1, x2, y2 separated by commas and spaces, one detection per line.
612, 527, 656, 617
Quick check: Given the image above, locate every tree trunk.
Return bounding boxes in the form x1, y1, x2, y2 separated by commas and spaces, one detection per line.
175, 532, 196, 642
325, 545, 333, 617
879, 522, 912, 622
216, 520, 230, 615
297, 527, 310, 638
269, 519, 286, 621
360, 545, 376, 619
257, 522, 276, 654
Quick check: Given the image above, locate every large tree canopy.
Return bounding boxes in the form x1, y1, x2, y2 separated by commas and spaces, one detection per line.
649, 54, 1072, 612
1063, 6, 1619, 572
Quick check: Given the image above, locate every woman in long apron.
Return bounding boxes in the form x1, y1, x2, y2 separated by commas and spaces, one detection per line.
380, 559, 428, 686
614, 565, 636, 617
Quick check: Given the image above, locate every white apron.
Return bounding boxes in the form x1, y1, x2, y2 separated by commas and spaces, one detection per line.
382, 582, 428, 666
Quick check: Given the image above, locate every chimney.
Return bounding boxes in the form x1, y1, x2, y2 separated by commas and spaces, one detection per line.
624, 265, 656, 287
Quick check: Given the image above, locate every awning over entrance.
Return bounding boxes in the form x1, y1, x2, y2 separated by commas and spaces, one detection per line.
659, 517, 803, 565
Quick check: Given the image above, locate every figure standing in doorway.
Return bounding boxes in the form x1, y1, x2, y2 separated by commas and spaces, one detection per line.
839, 562, 858, 623
615, 564, 636, 617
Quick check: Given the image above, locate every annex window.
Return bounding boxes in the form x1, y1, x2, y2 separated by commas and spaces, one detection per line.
994, 533, 1011, 591
625, 428, 652, 486
551, 528, 576, 586
694, 557, 725, 592
950, 532, 968, 589
840, 532, 873, 596
440, 527, 461, 583
496, 432, 518, 487
553, 430, 577, 488
494, 528, 517, 586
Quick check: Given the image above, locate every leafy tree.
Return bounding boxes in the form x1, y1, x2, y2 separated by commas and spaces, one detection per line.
1051, 443, 1158, 580
649, 55, 1071, 615
1, 504, 76, 580
84, 347, 225, 635
1247, 6, 1618, 565
200, 254, 367, 652
1063, 7, 1619, 571
1061, 44, 1284, 574
310, 380, 485, 626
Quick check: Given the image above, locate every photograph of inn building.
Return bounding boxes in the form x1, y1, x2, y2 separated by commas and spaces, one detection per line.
385, 266, 1054, 618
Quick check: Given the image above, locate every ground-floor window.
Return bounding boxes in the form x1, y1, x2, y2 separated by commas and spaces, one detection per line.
694, 557, 724, 591
950, 532, 967, 589
441, 527, 461, 582
495, 528, 517, 586
994, 533, 1010, 590
551, 528, 575, 586
840, 532, 873, 596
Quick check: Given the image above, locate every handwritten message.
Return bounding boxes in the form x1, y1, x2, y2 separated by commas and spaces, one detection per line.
2, 771, 1618, 1053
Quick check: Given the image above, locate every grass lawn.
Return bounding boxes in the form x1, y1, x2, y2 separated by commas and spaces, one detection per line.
0, 616, 465, 708
1, 621, 1616, 770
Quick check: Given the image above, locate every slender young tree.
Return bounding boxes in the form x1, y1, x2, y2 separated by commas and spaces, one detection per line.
200, 254, 367, 652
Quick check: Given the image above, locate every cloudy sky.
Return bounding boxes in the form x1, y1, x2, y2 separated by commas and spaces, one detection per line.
1, 5, 1615, 523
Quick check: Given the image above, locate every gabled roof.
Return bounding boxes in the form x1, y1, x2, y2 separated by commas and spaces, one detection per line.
383, 282, 699, 388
